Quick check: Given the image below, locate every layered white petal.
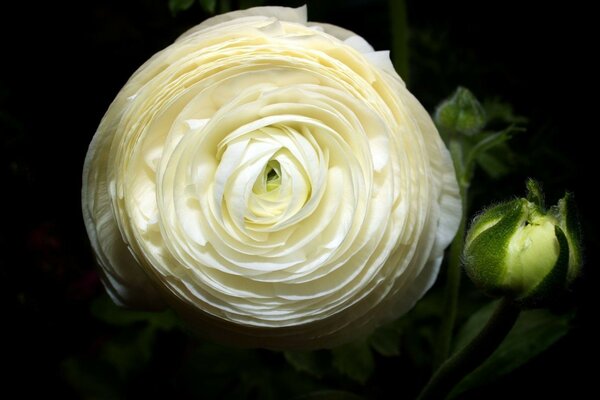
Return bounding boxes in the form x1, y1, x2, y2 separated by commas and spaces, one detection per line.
82, 6, 461, 349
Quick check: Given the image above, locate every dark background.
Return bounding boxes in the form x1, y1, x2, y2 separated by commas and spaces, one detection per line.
1, 0, 595, 398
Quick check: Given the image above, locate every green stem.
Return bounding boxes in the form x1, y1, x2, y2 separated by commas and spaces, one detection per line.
389, 0, 409, 83
434, 183, 467, 367
418, 298, 520, 400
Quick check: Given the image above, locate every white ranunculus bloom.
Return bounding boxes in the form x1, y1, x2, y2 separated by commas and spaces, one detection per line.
82, 6, 461, 349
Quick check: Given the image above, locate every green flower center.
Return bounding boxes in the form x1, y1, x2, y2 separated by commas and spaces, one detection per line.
265, 160, 281, 192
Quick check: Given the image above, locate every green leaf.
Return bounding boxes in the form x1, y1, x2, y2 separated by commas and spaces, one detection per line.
292, 390, 365, 400
182, 343, 321, 399
331, 341, 374, 385
464, 125, 524, 181
284, 350, 331, 379
476, 152, 511, 179
368, 319, 403, 357
66, 296, 183, 391
62, 357, 122, 399
450, 302, 570, 397
91, 295, 179, 331
473, 136, 518, 180
199, 0, 216, 13
483, 98, 528, 126
181, 343, 260, 398
453, 301, 498, 351
101, 325, 157, 378
169, 0, 195, 16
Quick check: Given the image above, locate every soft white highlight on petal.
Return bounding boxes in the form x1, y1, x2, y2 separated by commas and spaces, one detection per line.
82, 6, 461, 349
363, 51, 396, 74
308, 22, 356, 41
344, 35, 375, 53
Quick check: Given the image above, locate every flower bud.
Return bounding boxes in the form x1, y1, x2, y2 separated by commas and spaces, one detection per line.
434, 87, 486, 136
463, 180, 581, 306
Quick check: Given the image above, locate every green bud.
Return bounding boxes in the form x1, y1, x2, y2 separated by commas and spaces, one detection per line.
434, 87, 486, 136
463, 180, 582, 307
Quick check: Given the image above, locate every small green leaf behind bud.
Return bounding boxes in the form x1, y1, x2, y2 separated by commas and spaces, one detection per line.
434, 87, 486, 136
463, 181, 582, 307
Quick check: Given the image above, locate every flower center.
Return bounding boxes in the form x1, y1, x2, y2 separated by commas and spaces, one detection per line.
213, 124, 321, 232
265, 160, 281, 192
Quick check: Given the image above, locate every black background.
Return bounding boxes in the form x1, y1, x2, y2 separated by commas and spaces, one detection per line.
1, 0, 595, 397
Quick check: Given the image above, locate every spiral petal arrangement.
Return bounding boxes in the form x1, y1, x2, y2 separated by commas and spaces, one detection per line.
82, 6, 461, 349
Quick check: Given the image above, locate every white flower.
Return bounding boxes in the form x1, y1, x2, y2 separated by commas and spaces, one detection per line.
82, 6, 461, 349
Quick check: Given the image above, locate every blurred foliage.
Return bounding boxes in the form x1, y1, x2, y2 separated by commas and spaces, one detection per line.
169, 0, 266, 15
169, 0, 217, 15
434, 86, 525, 189
450, 303, 571, 398
2, 0, 593, 399
63, 295, 409, 398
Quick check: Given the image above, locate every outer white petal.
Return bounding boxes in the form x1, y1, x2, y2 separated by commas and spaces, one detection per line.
401, 88, 462, 257
179, 5, 308, 40
363, 51, 396, 75
308, 22, 357, 41
82, 102, 164, 309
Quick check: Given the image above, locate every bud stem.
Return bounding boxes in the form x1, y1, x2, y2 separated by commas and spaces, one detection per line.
418, 298, 520, 400
434, 184, 467, 367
